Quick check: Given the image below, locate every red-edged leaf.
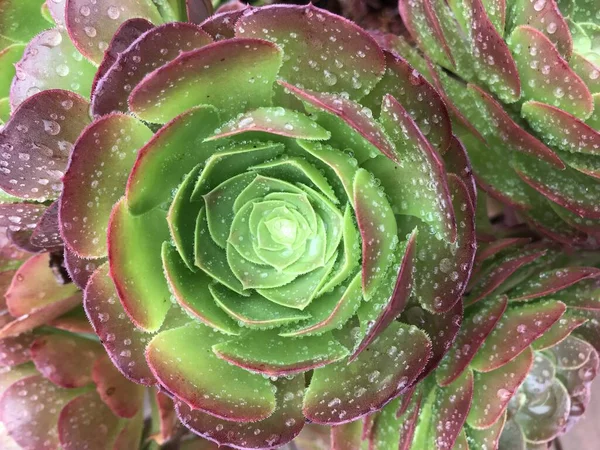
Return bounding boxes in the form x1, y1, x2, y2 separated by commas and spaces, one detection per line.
146, 324, 277, 422
91, 18, 154, 96
60, 113, 153, 258
465, 412, 506, 449
510, 267, 600, 301
0, 332, 36, 367
436, 296, 508, 386
521, 100, 600, 155
509, 26, 593, 119
5, 253, 78, 317
150, 391, 177, 444
0, 90, 90, 200
466, 248, 547, 305
108, 198, 171, 332
200, 6, 250, 40
30, 333, 102, 388
402, 299, 462, 382
471, 0, 521, 103
474, 238, 532, 265
443, 136, 476, 208
84, 263, 156, 385
10, 30, 96, 111
49, 307, 95, 334
65, 0, 163, 64
92, 353, 144, 419
350, 230, 416, 361
467, 347, 533, 429
532, 312, 588, 350
0, 375, 81, 450
128, 38, 283, 124
303, 321, 432, 424
364, 51, 452, 154
236, 4, 385, 99
468, 84, 564, 168
281, 81, 398, 164
30, 201, 61, 249
58, 390, 123, 450
470, 301, 566, 372
176, 375, 304, 449
64, 249, 106, 290
0, 203, 45, 233
508, 0, 572, 58
186, 0, 214, 23
92, 23, 213, 116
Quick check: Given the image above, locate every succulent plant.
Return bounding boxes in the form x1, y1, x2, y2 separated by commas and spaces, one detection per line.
296, 239, 600, 449
4, 2, 484, 448
394, 0, 600, 247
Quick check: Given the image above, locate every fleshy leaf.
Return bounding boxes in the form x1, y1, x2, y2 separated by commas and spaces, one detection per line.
129, 38, 283, 123
162, 243, 241, 335
532, 312, 587, 350
353, 167, 397, 299
30, 333, 101, 388
467, 347, 533, 429
92, 23, 213, 116
471, 301, 566, 372
108, 198, 170, 332
146, 323, 276, 422
84, 263, 156, 385
508, 25, 593, 119
29, 200, 61, 249
65, 0, 163, 64
0, 90, 91, 201
10, 29, 96, 110
200, 7, 248, 40
331, 421, 362, 450
176, 375, 304, 449
213, 330, 348, 376
0, 0, 50, 43
92, 353, 144, 419
436, 295, 508, 386
510, 267, 600, 301
61, 113, 153, 257
303, 322, 431, 424
235, 4, 385, 99
64, 249, 106, 290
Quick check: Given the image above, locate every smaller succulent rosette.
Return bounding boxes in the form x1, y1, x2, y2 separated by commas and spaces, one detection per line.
14, 3, 479, 448
396, 0, 600, 247
320, 239, 600, 450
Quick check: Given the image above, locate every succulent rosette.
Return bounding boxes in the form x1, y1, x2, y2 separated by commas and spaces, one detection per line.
395, 0, 600, 247
0, 3, 478, 448
302, 239, 600, 450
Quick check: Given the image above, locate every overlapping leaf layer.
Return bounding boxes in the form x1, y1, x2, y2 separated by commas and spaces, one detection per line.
397, 0, 600, 248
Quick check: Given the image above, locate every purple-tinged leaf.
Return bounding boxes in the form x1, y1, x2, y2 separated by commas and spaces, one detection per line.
84, 263, 156, 386
469, 84, 564, 167
58, 391, 122, 450
92, 23, 213, 117
0, 90, 90, 200
0, 332, 36, 367
521, 100, 600, 155
508, 0, 572, 58
467, 347, 533, 429
186, 0, 213, 23
65, 0, 163, 64
129, 38, 283, 124
470, 301, 566, 372
303, 322, 431, 424
509, 26, 593, 119
236, 4, 386, 99
350, 229, 416, 361
0, 203, 45, 232
436, 296, 508, 386
281, 81, 398, 164
176, 375, 304, 449
60, 113, 153, 258
474, 238, 532, 266
443, 136, 476, 208
10, 29, 96, 110
471, 0, 521, 103
91, 18, 154, 97
92, 353, 144, 419
510, 267, 600, 301
64, 249, 106, 290
30, 333, 102, 388
146, 324, 276, 422
200, 6, 249, 40
30, 201, 61, 249
532, 312, 588, 350
0, 375, 81, 450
